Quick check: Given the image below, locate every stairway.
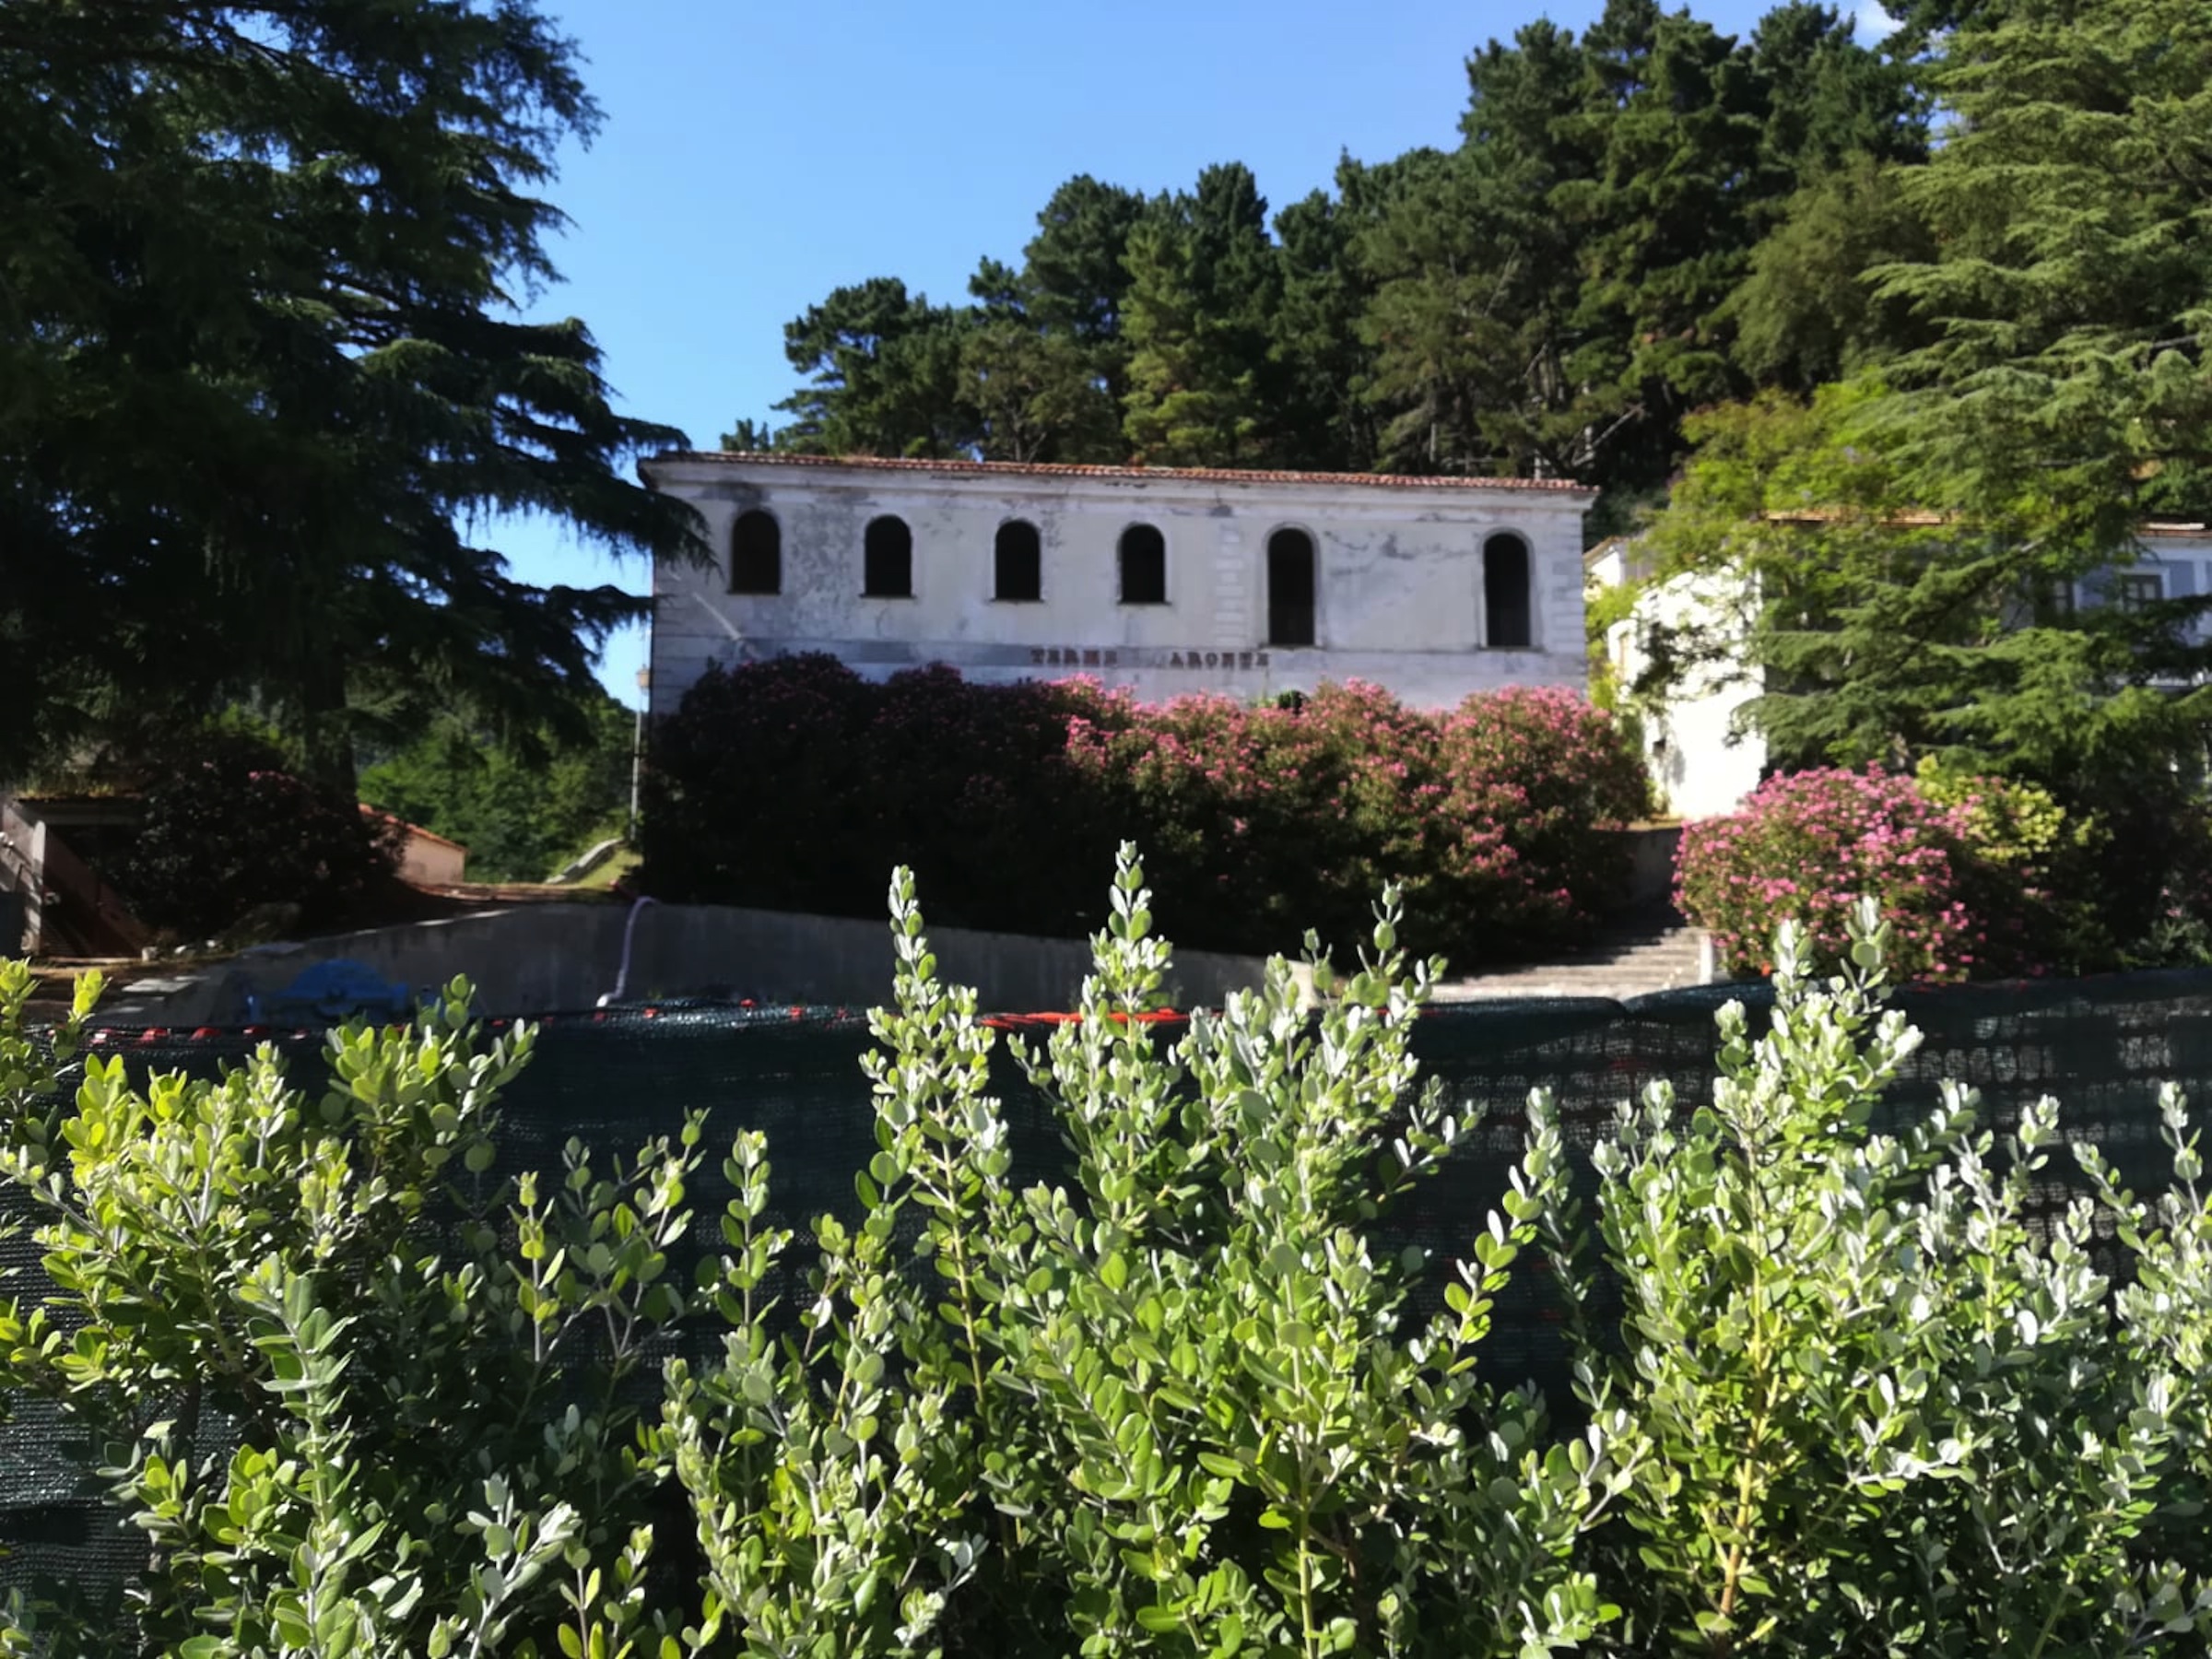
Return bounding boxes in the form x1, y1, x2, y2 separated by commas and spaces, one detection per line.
1432, 920, 1718, 1004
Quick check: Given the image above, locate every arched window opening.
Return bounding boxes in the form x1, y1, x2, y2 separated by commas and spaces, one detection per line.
1119, 524, 1167, 605
864, 515, 912, 597
729, 509, 781, 594
1266, 527, 1316, 647
1483, 533, 1533, 648
994, 519, 1042, 601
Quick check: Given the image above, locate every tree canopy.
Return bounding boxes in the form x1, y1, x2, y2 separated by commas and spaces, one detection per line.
1, 0, 706, 794
1567, 0, 2212, 829
359, 691, 635, 883
738, 0, 1925, 509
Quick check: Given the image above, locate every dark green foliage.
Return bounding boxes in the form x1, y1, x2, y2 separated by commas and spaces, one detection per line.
113, 733, 398, 939
1120, 163, 1284, 466
774, 277, 981, 458
1867, 0, 2212, 537
959, 304, 1121, 465
643, 658, 1119, 940
0, 0, 706, 796
357, 692, 636, 883
1366, 0, 1924, 492
1724, 156, 1939, 391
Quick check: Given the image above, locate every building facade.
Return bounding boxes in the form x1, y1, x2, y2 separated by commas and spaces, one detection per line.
639, 453, 1597, 718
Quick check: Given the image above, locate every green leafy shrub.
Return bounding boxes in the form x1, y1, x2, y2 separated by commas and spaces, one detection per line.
113, 732, 399, 938
1542, 903, 2212, 1653
0, 853, 1634, 1654
844, 852, 1630, 1654
11, 859, 2212, 1653
1913, 756, 2114, 971
0, 959, 694, 1655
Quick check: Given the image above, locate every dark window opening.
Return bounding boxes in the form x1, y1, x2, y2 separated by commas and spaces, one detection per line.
1267, 528, 1316, 647
1484, 533, 1532, 648
995, 519, 1042, 601
864, 515, 912, 597
729, 509, 781, 594
2112, 572, 2163, 614
2030, 576, 2077, 625
1120, 524, 1167, 605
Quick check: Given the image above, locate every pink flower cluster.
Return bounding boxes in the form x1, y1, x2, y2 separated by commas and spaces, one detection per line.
1677, 768, 2001, 983
1058, 678, 1651, 957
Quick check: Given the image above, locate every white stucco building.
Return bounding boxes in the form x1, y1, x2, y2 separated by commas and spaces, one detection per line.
638, 453, 1596, 717
1584, 537, 1767, 822
1587, 523, 2212, 821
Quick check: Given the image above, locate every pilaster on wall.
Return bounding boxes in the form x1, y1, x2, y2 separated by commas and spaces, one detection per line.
1543, 542, 1586, 665
1212, 525, 1250, 648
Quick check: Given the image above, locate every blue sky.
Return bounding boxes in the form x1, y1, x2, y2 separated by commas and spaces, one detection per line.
510, 0, 1894, 707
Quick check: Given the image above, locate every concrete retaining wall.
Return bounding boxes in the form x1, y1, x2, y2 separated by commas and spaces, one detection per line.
105, 901, 1289, 1026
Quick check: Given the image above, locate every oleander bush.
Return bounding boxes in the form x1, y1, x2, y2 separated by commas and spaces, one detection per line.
113, 731, 399, 940
1678, 761, 2212, 982
6, 854, 2212, 1654
642, 655, 1651, 967
1677, 766, 2017, 982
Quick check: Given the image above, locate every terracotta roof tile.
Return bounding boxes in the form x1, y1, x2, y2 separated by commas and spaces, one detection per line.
361, 805, 467, 853
642, 450, 1594, 495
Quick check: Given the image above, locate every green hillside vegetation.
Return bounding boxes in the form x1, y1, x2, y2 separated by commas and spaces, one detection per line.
359, 694, 636, 885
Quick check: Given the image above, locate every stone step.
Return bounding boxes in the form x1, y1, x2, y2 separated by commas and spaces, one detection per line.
1433, 925, 1715, 1003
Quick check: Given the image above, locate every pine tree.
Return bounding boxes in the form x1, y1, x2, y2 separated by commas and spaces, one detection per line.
0, 0, 703, 794
775, 278, 979, 458
1361, 25, 1594, 479
947, 261, 1115, 464
1119, 167, 1280, 467
1869, 0, 2212, 541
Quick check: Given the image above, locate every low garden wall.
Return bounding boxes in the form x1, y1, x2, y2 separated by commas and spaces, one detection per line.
113, 900, 1290, 1024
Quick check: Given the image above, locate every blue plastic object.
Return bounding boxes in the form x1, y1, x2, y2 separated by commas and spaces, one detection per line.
260, 958, 415, 1024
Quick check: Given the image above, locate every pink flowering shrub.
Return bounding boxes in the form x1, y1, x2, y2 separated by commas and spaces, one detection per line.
1677, 767, 2034, 983
647, 656, 1651, 967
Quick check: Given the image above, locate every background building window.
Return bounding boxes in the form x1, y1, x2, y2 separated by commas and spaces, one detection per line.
864, 515, 912, 597
995, 519, 1042, 601
729, 509, 781, 594
2112, 571, 2164, 614
2030, 575, 2077, 624
1267, 527, 1316, 647
1483, 533, 1533, 648
1120, 523, 1167, 604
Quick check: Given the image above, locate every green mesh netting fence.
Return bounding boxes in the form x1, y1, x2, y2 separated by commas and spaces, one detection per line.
6, 969, 2211, 1612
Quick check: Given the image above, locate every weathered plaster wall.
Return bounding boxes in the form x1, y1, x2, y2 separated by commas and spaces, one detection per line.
644, 458, 1594, 716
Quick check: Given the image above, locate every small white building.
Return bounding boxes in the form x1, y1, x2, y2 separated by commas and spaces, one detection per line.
1587, 523, 2212, 821
1584, 537, 1769, 822
638, 453, 1596, 717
